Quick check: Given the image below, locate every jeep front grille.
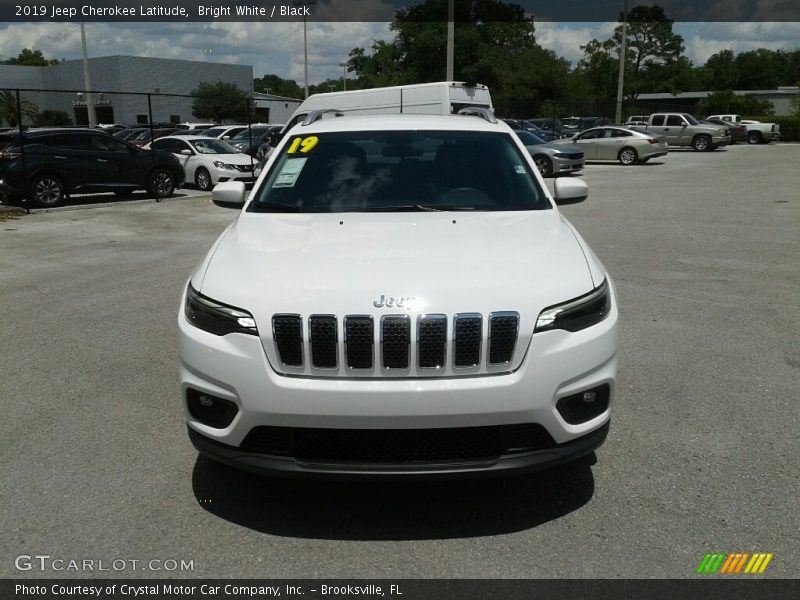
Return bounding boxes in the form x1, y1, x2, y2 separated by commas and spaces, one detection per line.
270, 311, 520, 373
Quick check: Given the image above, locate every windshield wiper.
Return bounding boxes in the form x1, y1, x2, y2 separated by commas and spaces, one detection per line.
250, 202, 320, 213
344, 204, 475, 212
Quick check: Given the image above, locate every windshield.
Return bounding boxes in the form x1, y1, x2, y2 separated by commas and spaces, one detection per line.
250, 130, 549, 213
190, 139, 237, 154
199, 128, 225, 137
515, 130, 547, 146
683, 114, 700, 125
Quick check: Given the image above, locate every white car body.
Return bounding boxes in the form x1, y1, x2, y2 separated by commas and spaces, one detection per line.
178, 113, 618, 478
148, 136, 260, 190
707, 114, 780, 144
196, 125, 248, 140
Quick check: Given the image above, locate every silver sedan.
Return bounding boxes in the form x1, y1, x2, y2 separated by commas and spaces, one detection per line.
514, 130, 584, 177
554, 126, 668, 165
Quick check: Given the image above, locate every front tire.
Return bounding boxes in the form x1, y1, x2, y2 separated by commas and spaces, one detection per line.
195, 167, 212, 191
148, 168, 175, 198
692, 135, 711, 151
533, 155, 553, 177
30, 174, 64, 208
747, 131, 762, 145
618, 147, 638, 165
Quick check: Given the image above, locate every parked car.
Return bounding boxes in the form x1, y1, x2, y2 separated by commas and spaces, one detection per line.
644, 113, 729, 151
702, 118, 747, 143
502, 119, 561, 142
0, 128, 184, 207
196, 125, 248, 140
128, 127, 181, 147
514, 129, 584, 177
179, 109, 618, 478
705, 114, 780, 144
149, 135, 260, 191
228, 125, 281, 157
113, 127, 148, 141
625, 115, 648, 124
563, 116, 612, 133
178, 122, 215, 131
528, 118, 565, 137
555, 126, 668, 165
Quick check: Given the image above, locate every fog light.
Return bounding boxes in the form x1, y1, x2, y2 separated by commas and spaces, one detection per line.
557, 384, 610, 425
187, 388, 238, 428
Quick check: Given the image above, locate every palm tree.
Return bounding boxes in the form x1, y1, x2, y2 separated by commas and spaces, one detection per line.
0, 90, 38, 127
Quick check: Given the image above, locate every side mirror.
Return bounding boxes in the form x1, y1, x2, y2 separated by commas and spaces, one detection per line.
180, 149, 192, 156
222, 135, 230, 140
211, 181, 247, 209
553, 178, 588, 205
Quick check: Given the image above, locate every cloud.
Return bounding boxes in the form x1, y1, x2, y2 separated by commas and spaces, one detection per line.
534, 22, 617, 64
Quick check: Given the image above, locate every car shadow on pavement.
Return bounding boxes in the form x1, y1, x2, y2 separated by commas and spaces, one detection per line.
191, 453, 596, 540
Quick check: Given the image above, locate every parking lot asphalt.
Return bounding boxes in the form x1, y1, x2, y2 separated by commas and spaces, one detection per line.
1, 144, 798, 579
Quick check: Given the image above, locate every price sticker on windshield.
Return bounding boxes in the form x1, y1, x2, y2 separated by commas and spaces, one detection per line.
286, 136, 319, 154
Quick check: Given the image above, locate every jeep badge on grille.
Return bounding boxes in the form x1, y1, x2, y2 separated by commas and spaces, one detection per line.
373, 295, 416, 309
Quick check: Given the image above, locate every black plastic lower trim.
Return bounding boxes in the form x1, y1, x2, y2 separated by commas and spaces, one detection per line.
188, 421, 609, 481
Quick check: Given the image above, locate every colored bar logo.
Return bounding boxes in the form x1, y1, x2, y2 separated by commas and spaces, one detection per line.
696, 552, 773, 574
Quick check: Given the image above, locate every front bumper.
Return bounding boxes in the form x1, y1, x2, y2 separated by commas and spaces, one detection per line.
178, 281, 618, 477
553, 157, 584, 174
189, 421, 609, 480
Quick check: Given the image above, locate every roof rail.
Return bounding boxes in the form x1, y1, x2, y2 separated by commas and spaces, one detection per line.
456, 107, 498, 124
302, 109, 345, 126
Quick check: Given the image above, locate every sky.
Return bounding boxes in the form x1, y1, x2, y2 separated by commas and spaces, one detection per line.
0, 20, 799, 87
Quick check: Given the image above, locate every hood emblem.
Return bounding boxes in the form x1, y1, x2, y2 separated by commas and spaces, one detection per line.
373, 295, 416, 309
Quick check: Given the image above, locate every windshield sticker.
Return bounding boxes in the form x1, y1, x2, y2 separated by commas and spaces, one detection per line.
286, 136, 319, 154
514, 165, 526, 174
272, 157, 308, 188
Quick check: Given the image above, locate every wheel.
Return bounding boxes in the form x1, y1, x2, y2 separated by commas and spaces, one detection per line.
195, 167, 212, 191
29, 174, 64, 208
148, 168, 175, 198
618, 147, 638, 165
533, 155, 553, 177
692, 135, 711, 151
747, 131, 762, 145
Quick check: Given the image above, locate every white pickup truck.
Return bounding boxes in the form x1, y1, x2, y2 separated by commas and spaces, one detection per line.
706, 114, 780, 144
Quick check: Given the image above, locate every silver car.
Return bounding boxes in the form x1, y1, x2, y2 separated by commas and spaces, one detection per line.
556, 126, 668, 165
514, 130, 584, 177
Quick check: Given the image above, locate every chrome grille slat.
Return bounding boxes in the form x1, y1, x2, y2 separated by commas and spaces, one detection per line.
272, 314, 303, 367
417, 314, 447, 369
344, 315, 374, 369
381, 315, 411, 369
453, 313, 482, 367
309, 315, 337, 369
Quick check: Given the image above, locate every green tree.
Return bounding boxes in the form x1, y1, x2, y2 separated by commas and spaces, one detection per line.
33, 109, 72, 127
0, 48, 59, 66
0, 90, 38, 126
580, 4, 686, 101
253, 74, 303, 98
191, 81, 251, 123
697, 90, 774, 116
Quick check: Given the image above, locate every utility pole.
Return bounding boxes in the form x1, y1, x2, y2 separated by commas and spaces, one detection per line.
614, 0, 629, 124
339, 62, 347, 91
80, 21, 97, 127
446, 0, 454, 80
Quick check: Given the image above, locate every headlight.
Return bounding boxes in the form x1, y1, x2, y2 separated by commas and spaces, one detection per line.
213, 161, 236, 170
535, 279, 610, 333
185, 285, 258, 336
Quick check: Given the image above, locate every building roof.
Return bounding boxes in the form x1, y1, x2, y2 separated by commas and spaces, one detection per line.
253, 92, 303, 102
637, 87, 800, 101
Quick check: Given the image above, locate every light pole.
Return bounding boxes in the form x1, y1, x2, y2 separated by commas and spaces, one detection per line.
614, 0, 629, 124
295, 0, 316, 99
446, 0, 454, 80
339, 62, 347, 91
79, 21, 97, 127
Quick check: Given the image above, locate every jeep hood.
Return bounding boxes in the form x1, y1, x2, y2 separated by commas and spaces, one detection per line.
194, 210, 599, 319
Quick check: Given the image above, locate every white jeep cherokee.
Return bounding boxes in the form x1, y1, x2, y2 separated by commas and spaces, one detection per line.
178, 111, 618, 478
